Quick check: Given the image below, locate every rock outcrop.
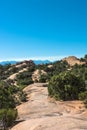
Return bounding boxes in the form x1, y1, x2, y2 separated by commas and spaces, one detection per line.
62, 56, 85, 66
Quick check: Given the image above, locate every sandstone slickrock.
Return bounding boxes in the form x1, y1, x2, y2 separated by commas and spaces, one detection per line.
62, 56, 85, 66
11, 83, 87, 130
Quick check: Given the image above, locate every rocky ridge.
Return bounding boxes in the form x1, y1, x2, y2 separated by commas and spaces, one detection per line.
62, 56, 85, 66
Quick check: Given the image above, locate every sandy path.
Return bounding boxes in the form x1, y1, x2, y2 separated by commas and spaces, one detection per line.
11, 83, 87, 130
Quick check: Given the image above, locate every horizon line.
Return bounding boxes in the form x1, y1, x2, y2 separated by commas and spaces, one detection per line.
0, 55, 83, 62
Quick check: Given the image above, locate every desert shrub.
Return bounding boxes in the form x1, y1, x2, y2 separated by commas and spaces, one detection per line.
0, 81, 18, 129
27, 66, 35, 72
48, 72, 86, 101
17, 78, 33, 87
0, 81, 15, 109
78, 91, 87, 108
39, 75, 48, 83
16, 71, 33, 88
9, 66, 19, 74
79, 91, 87, 100
0, 108, 17, 128
19, 92, 27, 102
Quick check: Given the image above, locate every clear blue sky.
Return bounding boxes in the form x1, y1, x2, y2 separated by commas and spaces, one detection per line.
0, 0, 87, 61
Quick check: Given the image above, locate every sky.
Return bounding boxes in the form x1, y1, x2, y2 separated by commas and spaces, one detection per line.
0, 0, 87, 61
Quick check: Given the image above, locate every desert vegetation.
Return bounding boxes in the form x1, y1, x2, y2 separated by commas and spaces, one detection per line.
48, 72, 86, 100
47, 55, 87, 107
0, 55, 87, 129
0, 81, 17, 129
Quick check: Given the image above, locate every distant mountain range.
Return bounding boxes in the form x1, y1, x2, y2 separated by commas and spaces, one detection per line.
0, 61, 17, 65
0, 60, 51, 65
34, 60, 51, 65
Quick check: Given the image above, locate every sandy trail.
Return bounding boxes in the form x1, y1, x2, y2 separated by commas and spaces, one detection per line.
11, 83, 87, 130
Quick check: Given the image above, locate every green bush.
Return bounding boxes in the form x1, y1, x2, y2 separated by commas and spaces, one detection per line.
79, 91, 87, 100
19, 92, 27, 102
0, 109, 17, 128
0, 81, 15, 109
17, 78, 33, 87
48, 72, 86, 101
39, 75, 48, 83
16, 71, 33, 88
79, 91, 87, 108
